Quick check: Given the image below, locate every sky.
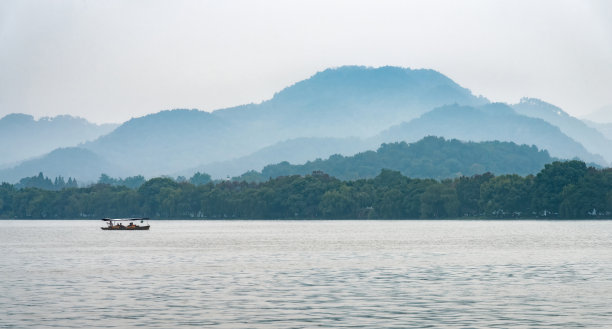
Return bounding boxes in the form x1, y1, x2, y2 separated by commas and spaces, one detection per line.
1, 0, 611, 124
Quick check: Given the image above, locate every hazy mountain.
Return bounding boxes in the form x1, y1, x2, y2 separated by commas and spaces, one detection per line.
583, 120, 612, 140
377, 103, 605, 164
581, 104, 612, 123
77, 66, 488, 176
511, 98, 612, 163
82, 109, 245, 177
0, 114, 118, 167
179, 137, 376, 179
254, 136, 555, 181
6, 66, 603, 182
214, 66, 488, 139
0, 147, 120, 184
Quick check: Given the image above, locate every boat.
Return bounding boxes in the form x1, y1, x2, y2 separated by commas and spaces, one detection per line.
101, 218, 150, 230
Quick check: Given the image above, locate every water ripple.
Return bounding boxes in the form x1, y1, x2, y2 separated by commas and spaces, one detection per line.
1, 220, 612, 328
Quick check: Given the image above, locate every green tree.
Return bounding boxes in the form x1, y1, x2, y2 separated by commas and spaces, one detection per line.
420, 183, 459, 218
531, 160, 588, 216
480, 174, 532, 217
189, 172, 212, 186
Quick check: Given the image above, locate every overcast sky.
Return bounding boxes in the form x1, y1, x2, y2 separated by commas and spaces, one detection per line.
1, 0, 611, 124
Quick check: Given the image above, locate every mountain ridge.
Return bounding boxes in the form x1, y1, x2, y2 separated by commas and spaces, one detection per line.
0, 113, 118, 167
249, 136, 556, 181
377, 103, 605, 165
512, 98, 612, 162
1, 66, 608, 183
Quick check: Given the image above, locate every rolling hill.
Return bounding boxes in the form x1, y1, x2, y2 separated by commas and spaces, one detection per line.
246, 136, 556, 181
178, 137, 377, 179
512, 98, 612, 162
377, 103, 605, 165
0, 114, 117, 168
0, 147, 121, 184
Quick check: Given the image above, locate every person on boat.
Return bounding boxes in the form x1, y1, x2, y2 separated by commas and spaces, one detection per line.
128, 222, 135, 229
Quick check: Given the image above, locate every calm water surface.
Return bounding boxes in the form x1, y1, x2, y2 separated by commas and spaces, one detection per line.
1, 220, 611, 328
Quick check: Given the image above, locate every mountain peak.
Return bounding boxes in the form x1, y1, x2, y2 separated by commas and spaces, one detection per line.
271, 65, 478, 103
517, 97, 571, 118
0, 113, 35, 126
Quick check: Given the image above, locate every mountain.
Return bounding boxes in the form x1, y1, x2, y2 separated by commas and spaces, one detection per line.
252, 136, 555, 181
377, 103, 605, 165
511, 98, 612, 163
77, 66, 488, 177
581, 104, 612, 123
214, 66, 488, 138
0, 114, 118, 167
4, 66, 604, 182
583, 120, 612, 140
82, 109, 244, 177
0, 147, 120, 184
179, 137, 376, 179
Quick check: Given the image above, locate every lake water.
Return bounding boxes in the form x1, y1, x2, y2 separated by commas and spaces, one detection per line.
1, 220, 611, 328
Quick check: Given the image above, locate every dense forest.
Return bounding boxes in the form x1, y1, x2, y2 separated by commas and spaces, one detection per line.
252, 136, 555, 181
0, 160, 610, 219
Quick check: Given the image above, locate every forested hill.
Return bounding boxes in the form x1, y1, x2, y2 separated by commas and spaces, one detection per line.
377, 103, 604, 164
251, 136, 554, 181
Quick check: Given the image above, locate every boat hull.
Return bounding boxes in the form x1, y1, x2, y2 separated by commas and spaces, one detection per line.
101, 225, 150, 230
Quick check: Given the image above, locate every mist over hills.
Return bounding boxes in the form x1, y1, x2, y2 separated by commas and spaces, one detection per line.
0, 114, 117, 168
1, 66, 609, 183
0, 147, 119, 183
584, 121, 612, 140
179, 137, 377, 179
67, 66, 491, 178
581, 105, 612, 123
512, 98, 612, 162
378, 103, 605, 164
82, 109, 245, 176
214, 66, 488, 138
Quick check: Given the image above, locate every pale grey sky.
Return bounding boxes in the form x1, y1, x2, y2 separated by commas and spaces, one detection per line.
1, 0, 611, 124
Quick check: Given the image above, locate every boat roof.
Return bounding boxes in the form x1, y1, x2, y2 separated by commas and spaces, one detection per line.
101, 218, 149, 221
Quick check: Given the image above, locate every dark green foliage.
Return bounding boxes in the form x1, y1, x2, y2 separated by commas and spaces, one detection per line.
15, 172, 78, 191
531, 161, 588, 216
97, 174, 146, 189
258, 137, 555, 181
189, 172, 212, 185
455, 173, 494, 216
0, 161, 610, 219
480, 174, 534, 217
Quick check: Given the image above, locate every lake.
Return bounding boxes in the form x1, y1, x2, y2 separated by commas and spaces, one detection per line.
1, 220, 611, 328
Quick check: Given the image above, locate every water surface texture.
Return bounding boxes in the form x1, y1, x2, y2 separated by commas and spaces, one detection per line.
1, 220, 611, 328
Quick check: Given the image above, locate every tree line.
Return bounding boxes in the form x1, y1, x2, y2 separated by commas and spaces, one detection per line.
0, 160, 610, 219
14, 172, 79, 191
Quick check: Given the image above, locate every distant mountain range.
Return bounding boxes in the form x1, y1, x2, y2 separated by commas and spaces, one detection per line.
583, 121, 612, 141
511, 98, 612, 162
178, 137, 377, 179
581, 105, 612, 124
1, 147, 119, 183
0, 66, 609, 184
81, 66, 489, 176
377, 103, 605, 164
0, 114, 117, 168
